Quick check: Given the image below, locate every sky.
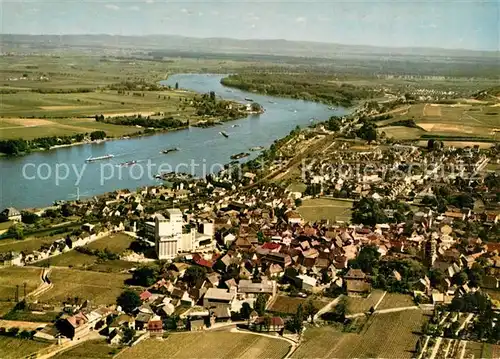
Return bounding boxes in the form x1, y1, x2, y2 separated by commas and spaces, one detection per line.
1, 0, 498, 51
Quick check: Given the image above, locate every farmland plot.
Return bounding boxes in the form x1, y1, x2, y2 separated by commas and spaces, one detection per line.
118, 332, 290, 359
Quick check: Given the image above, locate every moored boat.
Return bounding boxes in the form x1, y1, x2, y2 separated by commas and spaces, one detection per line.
230, 152, 250, 160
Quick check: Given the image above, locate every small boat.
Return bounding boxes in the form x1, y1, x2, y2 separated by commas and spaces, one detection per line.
244, 97, 254, 102
86, 154, 114, 162
250, 146, 264, 151
219, 131, 229, 138
232, 124, 240, 128
230, 152, 250, 160
161, 147, 180, 154
120, 160, 137, 167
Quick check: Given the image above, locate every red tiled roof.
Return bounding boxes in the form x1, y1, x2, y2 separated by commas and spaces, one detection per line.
262, 242, 280, 250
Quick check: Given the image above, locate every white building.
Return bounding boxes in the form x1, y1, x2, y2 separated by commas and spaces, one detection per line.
155, 209, 214, 260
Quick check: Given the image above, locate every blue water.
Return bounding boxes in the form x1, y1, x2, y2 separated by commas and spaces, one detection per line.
0, 74, 348, 209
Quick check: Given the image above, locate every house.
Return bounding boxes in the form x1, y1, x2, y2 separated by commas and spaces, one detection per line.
344, 268, 371, 297
1, 207, 21, 222
238, 279, 276, 298
203, 288, 235, 310
250, 316, 285, 332
147, 315, 163, 337
108, 329, 123, 345
33, 324, 60, 343
58, 312, 90, 340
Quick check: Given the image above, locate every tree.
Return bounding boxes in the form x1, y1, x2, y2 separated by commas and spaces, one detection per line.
240, 302, 252, 320
254, 294, 267, 316
183, 266, 207, 287
8, 327, 20, 337
21, 211, 38, 224
326, 116, 341, 131
290, 304, 304, 334
250, 102, 263, 112
351, 245, 380, 274
132, 265, 159, 286
6, 223, 24, 240
121, 327, 136, 344
117, 290, 141, 314
304, 300, 318, 323
175, 82, 179, 90
357, 122, 377, 143
89, 131, 106, 141
65, 235, 73, 249
61, 204, 73, 217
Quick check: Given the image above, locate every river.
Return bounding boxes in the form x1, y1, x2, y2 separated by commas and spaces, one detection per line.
0, 74, 349, 209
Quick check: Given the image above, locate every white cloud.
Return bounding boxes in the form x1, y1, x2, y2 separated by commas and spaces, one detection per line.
180, 8, 189, 13
250, 24, 256, 29
128, 5, 140, 11
145, 0, 154, 3
211, 10, 219, 16
105, 4, 120, 11
317, 15, 329, 22
295, 16, 307, 23
198, 11, 203, 17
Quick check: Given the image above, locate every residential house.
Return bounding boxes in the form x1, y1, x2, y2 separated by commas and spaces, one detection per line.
250, 316, 285, 333
344, 268, 371, 297
1, 207, 21, 222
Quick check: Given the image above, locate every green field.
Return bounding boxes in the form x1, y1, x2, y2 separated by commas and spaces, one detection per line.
377, 103, 500, 141
38, 268, 130, 305
293, 310, 425, 359
0, 336, 50, 359
346, 290, 385, 314
53, 339, 118, 359
376, 293, 415, 310
298, 198, 353, 223
0, 267, 42, 301
269, 296, 329, 315
118, 332, 291, 359
86, 233, 135, 253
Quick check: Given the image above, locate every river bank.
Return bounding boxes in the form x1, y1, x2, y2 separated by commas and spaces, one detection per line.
0, 73, 349, 209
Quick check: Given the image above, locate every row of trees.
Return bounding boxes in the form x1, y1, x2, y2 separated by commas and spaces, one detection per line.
0, 131, 106, 155
99, 114, 185, 129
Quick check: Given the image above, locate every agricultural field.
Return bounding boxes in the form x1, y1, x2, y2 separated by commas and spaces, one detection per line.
377, 103, 500, 142
291, 325, 355, 359
0, 336, 50, 359
269, 295, 329, 315
0, 117, 141, 140
346, 289, 385, 314
35, 250, 97, 268
38, 268, 130, 305
294, 310, 425, 358
346, 310, 425, 358
376, 292, 415, 310
378, 126, 425, 140
86, 233, 135, 254
0, 267, 42, 301
118, 332, 291, 359
0, 301, 16, 317
53, 339, 118, 359
298, 198, 353, 223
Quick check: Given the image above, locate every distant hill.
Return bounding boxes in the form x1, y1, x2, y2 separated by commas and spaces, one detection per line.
1, 34, 497, 61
